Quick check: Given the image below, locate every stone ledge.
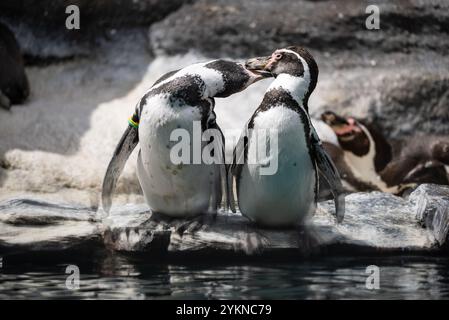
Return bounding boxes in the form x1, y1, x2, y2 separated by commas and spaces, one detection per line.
0, 184, 448, 259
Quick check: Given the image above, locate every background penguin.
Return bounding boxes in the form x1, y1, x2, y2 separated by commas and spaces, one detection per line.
0, 22, 29, 110
229, 46, 345, 228
319, 111, 396, 193
380, 137, 449, 188
319, 111, 449, 193
102, 59, 267, 217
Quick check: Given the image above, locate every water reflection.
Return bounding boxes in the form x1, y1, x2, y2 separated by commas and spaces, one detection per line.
0, 254, 448, 299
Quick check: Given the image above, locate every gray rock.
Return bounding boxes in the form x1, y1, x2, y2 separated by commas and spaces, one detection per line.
149, 0, 449, 58
409, 184, 449, 247
1, 0, 191, 28
311, 67, 449, 139
1, 184, 449, 258
0, 0, 191, 63
0, 198, 101, 253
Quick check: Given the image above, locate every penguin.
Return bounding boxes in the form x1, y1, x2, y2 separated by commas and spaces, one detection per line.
228, 46, 345, 228
380, 137, 449, 188
320, 111, 449, 193
0, 22, 29, 110
319, 111, 396, 193
102, 59, 267, 217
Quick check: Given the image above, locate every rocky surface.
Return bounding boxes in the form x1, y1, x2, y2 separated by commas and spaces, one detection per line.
149, 0, 449, 59
309, 66, 449, 139
0, 198, 102, 254
0, 0, 191, 63
1, 184, 448, 259
412, 184, 449, 247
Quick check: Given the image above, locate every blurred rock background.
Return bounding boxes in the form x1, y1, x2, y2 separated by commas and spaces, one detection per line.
0, 0, 448, 207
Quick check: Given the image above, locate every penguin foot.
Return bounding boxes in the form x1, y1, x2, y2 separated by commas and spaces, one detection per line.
239, 223, 269, 255
175, 215, 206, 236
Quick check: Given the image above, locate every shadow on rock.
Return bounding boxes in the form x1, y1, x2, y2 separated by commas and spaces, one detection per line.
0, 22, 29, 110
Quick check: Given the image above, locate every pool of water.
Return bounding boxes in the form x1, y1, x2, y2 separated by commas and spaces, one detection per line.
1, 254, 449, 299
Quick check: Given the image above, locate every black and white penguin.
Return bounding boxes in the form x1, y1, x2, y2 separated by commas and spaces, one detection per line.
319, 111, 449, 193
102, 60, 266, 217
0, 22, 29, 110
380, 137, 449, 188
319, 111, 396, 193
229, 46, 345, 228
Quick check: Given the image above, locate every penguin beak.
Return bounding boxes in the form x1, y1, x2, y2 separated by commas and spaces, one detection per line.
321, 112, 363, 138
245, 56, 273, 77
321, 111, 349, 127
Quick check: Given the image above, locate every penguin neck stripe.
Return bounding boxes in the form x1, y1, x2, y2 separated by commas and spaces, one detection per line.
278, 48, 301, 59
269, 73, 310, 107
278, 49, 311, 76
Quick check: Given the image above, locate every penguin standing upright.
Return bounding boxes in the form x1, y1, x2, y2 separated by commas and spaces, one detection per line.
229, 46, 345, 227
102, 60, 267, 217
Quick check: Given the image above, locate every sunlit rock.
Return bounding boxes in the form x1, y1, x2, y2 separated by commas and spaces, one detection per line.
1, 184, 448, 258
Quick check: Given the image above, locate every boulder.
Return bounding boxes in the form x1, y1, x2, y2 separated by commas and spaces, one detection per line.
1, 184, 448, 259
149, 0, 449, 58
0, 0, 191, 63
410, 184, 449, 247
311, 67, 449, 139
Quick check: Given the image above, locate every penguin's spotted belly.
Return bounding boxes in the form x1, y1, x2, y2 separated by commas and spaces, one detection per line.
238, 107, 316, 226
101, 59, 266, 216
137, 98, 214, 217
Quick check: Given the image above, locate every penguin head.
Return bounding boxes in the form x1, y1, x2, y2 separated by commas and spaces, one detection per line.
205, 60, 271, 98
432, 140, 449, 165
321, 111, 370, 156
245, 46, 318, 92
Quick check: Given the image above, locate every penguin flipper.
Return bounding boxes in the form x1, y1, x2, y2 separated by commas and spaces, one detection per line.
228, 147, 240, 214
101, 125, 139, 213
228, 125, 251, 214
310, 128, 345, 223
403, 160, 445, 184
207, 120, 229, 212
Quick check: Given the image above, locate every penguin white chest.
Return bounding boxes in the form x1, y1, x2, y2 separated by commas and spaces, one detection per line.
238, 106, 316, 227
136, 95, 215, 217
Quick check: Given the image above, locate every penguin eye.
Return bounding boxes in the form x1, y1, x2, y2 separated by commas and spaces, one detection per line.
275, 53, 283, 60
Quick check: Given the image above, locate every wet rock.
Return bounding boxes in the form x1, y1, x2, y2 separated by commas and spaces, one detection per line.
0, 22, 29, 109
0, 198, 98, 225
1, 184, 449, 258
409, 184, 449, 247
0, 198, 101, 253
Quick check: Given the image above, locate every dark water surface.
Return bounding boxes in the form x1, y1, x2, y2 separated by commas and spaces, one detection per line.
1, 254, 449, 299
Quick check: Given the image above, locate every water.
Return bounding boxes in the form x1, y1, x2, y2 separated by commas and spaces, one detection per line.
1, 254, 449, 299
